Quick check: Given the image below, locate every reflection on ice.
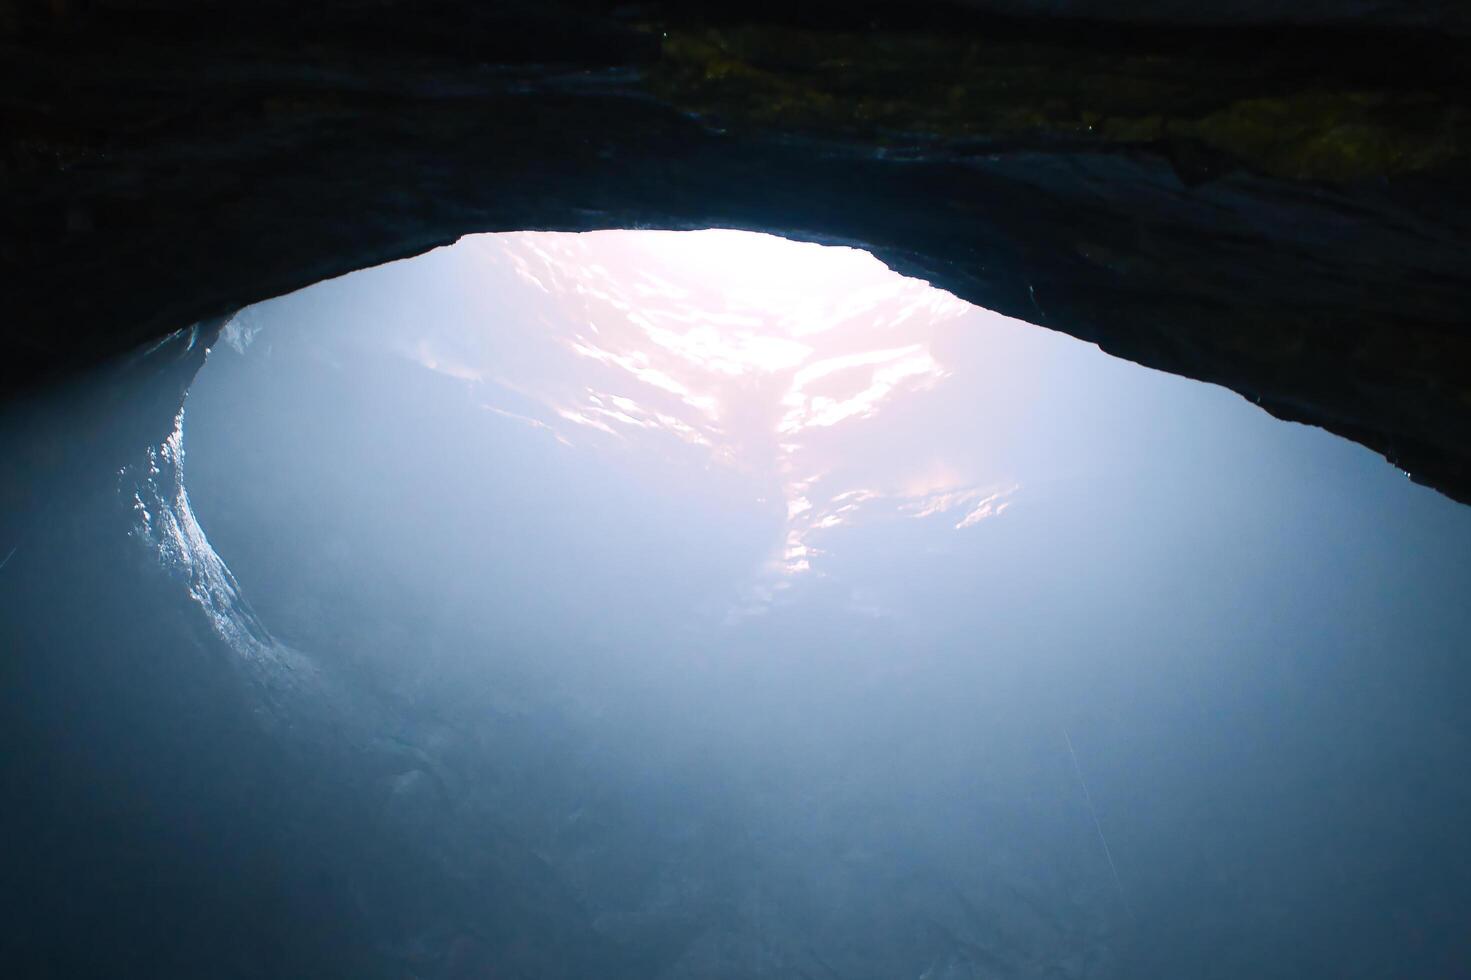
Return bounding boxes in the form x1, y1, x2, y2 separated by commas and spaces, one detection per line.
173, 228, 1471, 979
407, 230, 1009, 593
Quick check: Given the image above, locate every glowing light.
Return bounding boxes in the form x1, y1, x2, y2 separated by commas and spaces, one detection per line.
426, 229, 1022, 595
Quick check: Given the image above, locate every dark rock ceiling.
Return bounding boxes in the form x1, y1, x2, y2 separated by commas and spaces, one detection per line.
2, 0, 1470, 498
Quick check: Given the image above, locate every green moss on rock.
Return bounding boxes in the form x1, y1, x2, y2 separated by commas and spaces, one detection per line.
649, 24, 1471, 181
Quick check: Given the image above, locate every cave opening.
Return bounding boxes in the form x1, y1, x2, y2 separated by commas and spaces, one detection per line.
5, 0, 1471, 973
3, 228, 1471, 978
114, 228, 1471, 975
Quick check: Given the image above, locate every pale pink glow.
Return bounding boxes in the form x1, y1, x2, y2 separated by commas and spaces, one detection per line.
556, 408, 619, 436
415, 229, 1026, 593
778, 345, 944, 434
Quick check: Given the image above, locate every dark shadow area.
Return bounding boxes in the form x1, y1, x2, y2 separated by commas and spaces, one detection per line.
3, 0, 1471, 498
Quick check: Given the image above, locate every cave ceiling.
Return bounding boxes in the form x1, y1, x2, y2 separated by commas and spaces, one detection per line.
2, 0, 1469, 498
